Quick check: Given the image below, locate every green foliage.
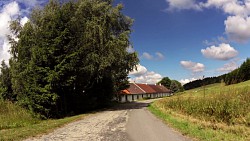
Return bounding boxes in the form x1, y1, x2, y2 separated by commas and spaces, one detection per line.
7, 0, 138, 118
0, 99, 38, 130
0, 61, 14, 101
170, 80, 184, 93
225, 58, 250, 85
157, 77, 171, 88
158, 77, 184, 93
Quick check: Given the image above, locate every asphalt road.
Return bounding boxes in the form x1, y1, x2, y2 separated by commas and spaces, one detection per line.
25, 99, 192, 141
126, 100, 191, 141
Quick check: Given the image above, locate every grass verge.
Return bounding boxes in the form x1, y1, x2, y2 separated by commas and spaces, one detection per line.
0, 100, 91, 141
148, 103, 249, 141
0, 113, 90, 141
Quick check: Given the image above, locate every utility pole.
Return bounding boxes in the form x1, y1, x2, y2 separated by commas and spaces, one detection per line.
203, 75, 205, 97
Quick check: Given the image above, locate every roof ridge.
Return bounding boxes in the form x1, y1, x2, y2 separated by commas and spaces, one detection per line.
133, 83, 146, 93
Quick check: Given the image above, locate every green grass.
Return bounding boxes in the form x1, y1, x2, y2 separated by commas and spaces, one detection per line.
149, 80, 250, 141
0, 100, 90, 141
148, 104, 247, 141
0, 100, 39, 130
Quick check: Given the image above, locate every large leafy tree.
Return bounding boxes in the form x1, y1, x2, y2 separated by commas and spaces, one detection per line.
170, 80, 184, 93
8, 0, 138, 118
157, 77, 171, 89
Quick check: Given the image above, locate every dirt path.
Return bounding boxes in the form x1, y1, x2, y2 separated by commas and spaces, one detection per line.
25, 99, 191, 141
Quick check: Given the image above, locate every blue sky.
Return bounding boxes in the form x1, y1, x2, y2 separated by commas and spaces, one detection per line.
1, 0, 250, 84
115, 0, 250, 84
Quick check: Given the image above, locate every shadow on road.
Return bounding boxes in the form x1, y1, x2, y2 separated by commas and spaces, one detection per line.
107, 98, 162, 111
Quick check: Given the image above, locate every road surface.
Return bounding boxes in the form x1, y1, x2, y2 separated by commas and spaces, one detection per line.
25, 99, 192, 141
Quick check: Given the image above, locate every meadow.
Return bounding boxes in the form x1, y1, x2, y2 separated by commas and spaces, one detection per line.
0, 100, 89, 141
149, 80, 250, 141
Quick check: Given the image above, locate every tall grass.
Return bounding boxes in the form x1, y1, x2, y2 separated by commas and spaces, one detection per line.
151, 81, 250, 140
0, 100, 38, 130
159, 86, 250, 125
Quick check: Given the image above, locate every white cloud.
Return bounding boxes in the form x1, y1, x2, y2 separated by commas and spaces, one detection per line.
225, 15, 250, 42
180, 78, 197, 85
130, 71, 163, 84
142, 52, 153, 60
0, 1, 29, 64
217, 60, 238, 72
3, 1, 19, 16
0, 2, 20, 63
129, 64, 163, 84
180, 60, 205, 73
21, 16, 29, 26
155, 52, 165, 60
141, 52, 165, 60
129, 64, 147, 76
167, 0, 250, 43
166, 0, 202, 11
201, 43, 238, 60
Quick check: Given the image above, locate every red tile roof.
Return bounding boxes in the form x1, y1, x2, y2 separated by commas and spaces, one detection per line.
149, 85, 171, 93
136, 84, 156, 94
125, 83, 145, 94
121, 83, 171, 95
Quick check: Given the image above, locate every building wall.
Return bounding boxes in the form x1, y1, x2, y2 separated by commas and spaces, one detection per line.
119, 92, 172, 102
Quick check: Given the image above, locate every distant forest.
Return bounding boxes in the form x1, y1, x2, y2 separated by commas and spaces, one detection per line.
183, 58, 250, 90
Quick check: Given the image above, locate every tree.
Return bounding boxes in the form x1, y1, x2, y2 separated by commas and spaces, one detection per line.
0, 61, 14, 101
157, 77, 171, 89
170, 80, 184, 93
8, 0, 138, 118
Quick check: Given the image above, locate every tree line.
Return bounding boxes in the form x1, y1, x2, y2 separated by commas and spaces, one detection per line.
183, 58, 250, 90
0, 0, 138, 118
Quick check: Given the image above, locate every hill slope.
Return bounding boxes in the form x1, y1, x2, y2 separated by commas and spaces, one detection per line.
149, 80, 250, 141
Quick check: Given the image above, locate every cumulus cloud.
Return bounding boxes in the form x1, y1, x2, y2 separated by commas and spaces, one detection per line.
225, 15, 250, 42
129, 64, 163, 84
203, 0, 250, 42
180, 60, 205, 73
201, 43, 238, 60
130, 71, 163, 84
0, 1, 30, 64
217, 60, 238, 72
166, 0, 202, 11
0, 2, 20, 63
166, 0, 250, 43
129, 64, 147, 77
202, 0, 250, 16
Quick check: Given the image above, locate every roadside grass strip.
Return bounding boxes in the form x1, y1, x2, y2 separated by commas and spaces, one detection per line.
148, 81, 250, 141
0, 109, 90, 141
148, 103, 249, 141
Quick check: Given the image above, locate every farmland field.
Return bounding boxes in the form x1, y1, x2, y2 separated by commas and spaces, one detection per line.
149, 80, 250, 141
